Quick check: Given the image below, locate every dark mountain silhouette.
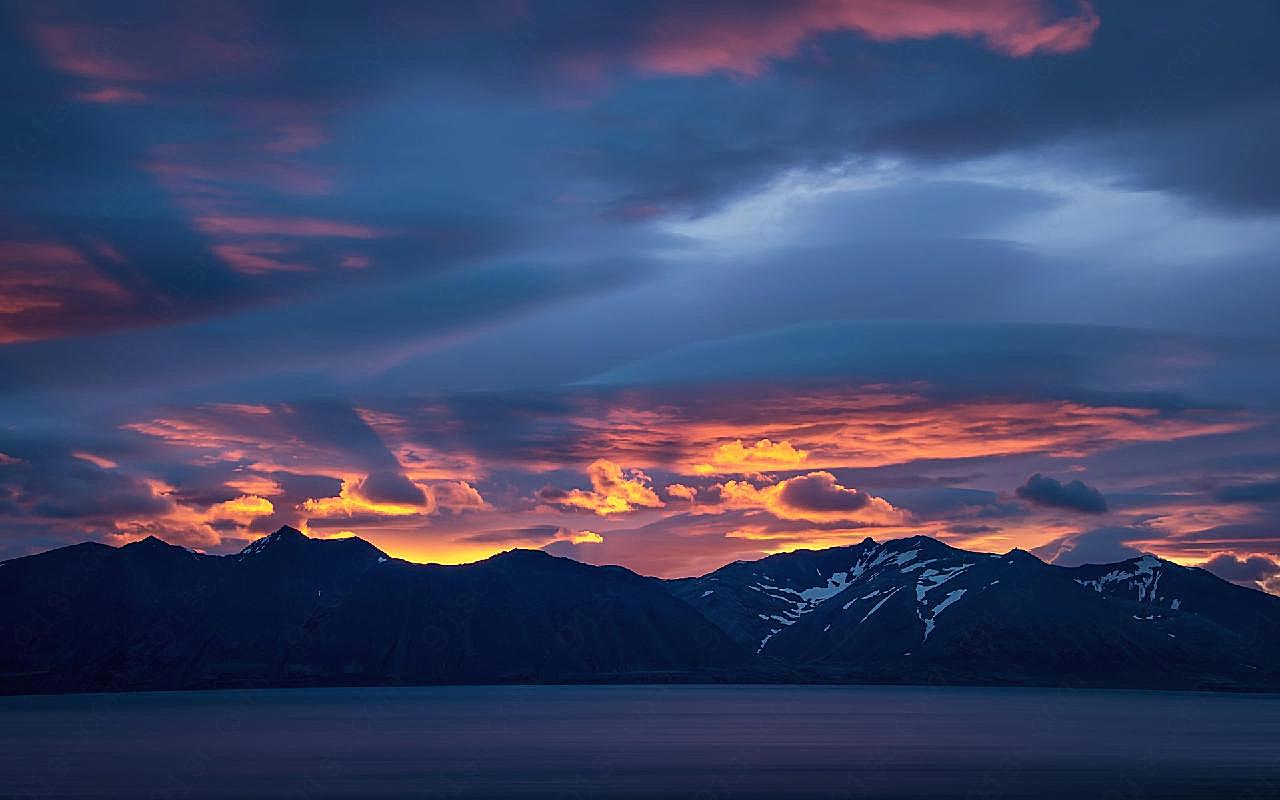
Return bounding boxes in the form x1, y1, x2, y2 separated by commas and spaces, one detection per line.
2, 527, 1278, 694
0, 527, 740, 694
671, 535, 1280, 690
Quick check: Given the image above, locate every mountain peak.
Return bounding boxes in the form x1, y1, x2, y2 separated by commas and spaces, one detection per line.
486, 548, 556, 563
1002, 547, 1042, 561
239, 525, 309, 557
124, 535, 185, 552
237, 526, 391, 563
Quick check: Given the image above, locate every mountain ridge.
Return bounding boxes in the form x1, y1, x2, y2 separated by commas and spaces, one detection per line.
2, 527, 1278, 695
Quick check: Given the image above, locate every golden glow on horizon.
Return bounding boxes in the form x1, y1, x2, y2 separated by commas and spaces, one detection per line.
105, 387, 1272, 583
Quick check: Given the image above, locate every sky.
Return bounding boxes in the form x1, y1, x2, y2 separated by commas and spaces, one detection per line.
1, 1, 1279, 591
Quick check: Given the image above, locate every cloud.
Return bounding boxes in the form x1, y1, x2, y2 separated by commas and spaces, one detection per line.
0, 432, 286, 553
71, 452, 118, 470
205, 494, 275, 524
1200, 553, 1280, 594
224, 474, 284, 497
776, 472, 878, 512
1016, 473, 1108, 513
301, 477, 426, 519
0, 240, 134, 344
1212, 480, 1280, 504
428, 480, 489, 514
460, 524, 603, 547
192, 216, 385, 239
635, 0, 1100, 77
694, 438, 808, 474
665, 483, 697, 501
355, 470, 427, 507
27, 18, 264, 85
721, 471, 910, 525
539, 459, 664, 516
76, 86, 147, 104
1032, 525, 1143, 566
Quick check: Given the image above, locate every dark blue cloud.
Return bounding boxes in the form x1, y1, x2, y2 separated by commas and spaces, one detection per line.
1201, 553, 1280, 593
1033, 526, 1144, 566
1016, 474, 1108, 514
1212, 480, 1280, 504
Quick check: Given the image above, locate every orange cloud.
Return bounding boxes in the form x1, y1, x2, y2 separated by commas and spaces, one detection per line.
565, 529, 605, 544
356, 408, 486, 482
720, 471, 911, 525
123, 415, 262, 463
575, 393, 1250, 474
637, 0, 1100, 76
300, 476, 488, 520
543, 459, 665, 516
72, 452, 118, 470
210, 404, 273, 416
109, 483, 275, 550
694, 438, 808, 474
208, 494, 275, 523
428, 480, 489, 514
110, 388, 1265, 576
666, 483, 698, 502
302, 477, 425, 518
225, 474, 284, 497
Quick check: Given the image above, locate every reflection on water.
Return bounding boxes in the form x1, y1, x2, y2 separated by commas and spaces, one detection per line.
2, 684, 1278, 799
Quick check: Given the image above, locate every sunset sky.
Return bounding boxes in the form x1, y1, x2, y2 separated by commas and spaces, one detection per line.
2, 1, 1279, 592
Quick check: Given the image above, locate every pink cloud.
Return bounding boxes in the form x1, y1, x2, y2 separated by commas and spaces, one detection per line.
27, 14, 266, 87
193, 216, 384, 239
146, 149, 337, 199
0, 240, 132, 342
429, 481, 490, 514
75, 86, 148, 105
637, 0, 1100, 77
262, 122, 330, 155
210, 243, 311, 276
616, 204, 667, 222
30, 24, 157, 82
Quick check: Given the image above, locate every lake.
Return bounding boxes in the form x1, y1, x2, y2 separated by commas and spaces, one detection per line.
2, 684, 1278, 798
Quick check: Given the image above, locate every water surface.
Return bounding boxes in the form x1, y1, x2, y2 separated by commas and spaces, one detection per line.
2, 684, 1278, 798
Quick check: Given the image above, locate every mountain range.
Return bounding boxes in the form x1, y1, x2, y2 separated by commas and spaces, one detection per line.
2, 527, 1277, 694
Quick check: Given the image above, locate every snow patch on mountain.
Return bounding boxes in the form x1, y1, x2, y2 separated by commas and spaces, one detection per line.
921, 588, 967, 640
860, 586, 903, 624
1076, 555, 1171, 605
